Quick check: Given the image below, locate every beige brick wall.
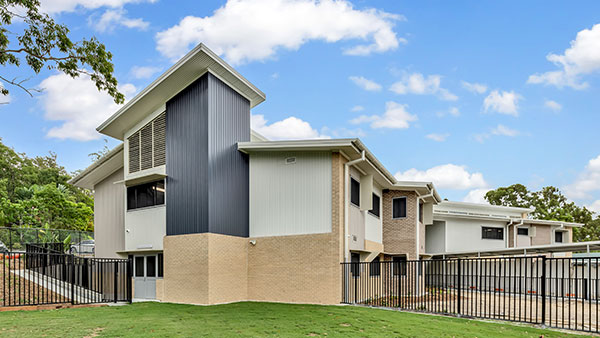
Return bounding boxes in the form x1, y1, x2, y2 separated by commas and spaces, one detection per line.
156, 278, 164, 301
207, 234, 248, 304
382, 190, 419, 259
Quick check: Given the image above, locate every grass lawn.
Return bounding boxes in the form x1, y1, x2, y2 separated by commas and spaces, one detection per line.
0, 302, 587, 337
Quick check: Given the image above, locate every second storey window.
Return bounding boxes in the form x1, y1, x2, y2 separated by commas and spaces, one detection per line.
127, 180, 165, 210
482, 226, 503, 240
555, 231, 564, 243
393, 197, 407, 219
369, 193, 380, 217
128, 112, 166, 173
517, 228, 529, 236
350, 178, 360, 207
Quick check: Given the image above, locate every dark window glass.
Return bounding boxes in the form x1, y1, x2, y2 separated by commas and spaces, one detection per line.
555, 231, 563, 243
351, 253, 360, 277
370, 256, 380, 276
158, 253, 164, 278
369, 194, 380, 217
419, 202, 424, 223
517, 228, 529, 236
135, 256, 144, 277
137, 182, 155, 208
127, 180, 165, 210
393, 256, 407, 276
350, 178, 360, 207
146, 256, 156, 277
393, 198, 407, 218
482, 227, 504, 240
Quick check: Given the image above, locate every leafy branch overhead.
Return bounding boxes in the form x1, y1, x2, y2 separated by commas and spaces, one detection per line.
0, 0, 123, 103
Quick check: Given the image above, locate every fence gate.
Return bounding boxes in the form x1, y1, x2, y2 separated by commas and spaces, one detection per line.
2, 249, 131, 307
342, 256, 600, 334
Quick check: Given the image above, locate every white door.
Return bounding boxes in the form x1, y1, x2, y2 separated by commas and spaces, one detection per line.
134, 255, 157, 299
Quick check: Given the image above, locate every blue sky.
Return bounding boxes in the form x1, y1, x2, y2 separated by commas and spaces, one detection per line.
2, 0, 600, 212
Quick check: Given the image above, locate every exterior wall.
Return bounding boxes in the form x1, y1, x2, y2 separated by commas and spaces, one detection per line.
247, 152, 344, 304
160, 152, 345, 305
443, 218, 507, 252
348, 167, 383, 251
166, 74, 209, 236
156, 278, 164, 301
425, 220, 446, 253
365, 184, 383, 244
166, 73, 250, 237
93, 169, 125, 258
125, 205, 166, 251
382, 190, 419, 259
207, 73, 250, 237
531, 224, 552, 246
249, 151, 332, 237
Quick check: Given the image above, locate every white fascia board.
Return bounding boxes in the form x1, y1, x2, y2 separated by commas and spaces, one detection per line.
437, 200, 534, 214
428, 240, 600, 257
68, 144, 124, 189
521, 219, 584, 228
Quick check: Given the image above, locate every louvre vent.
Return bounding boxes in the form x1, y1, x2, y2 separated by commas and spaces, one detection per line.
128, 133, 140, 173
285, 157, 296, 165
128, 112, 167, 174
153, 113, 166, 166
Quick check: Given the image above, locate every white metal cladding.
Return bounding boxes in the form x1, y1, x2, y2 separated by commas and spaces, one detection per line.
128, 112, 166, 174
93, 169, 125, 258
364, 183, 383, 244
249, 151, 332, 237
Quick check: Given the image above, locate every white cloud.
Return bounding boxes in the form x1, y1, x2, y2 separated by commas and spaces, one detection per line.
528, 24, 600, 89
463, 188, 491, 204
41, 0, 156, 14
461, 81, 487, 94
92, 8, 149, 32
544, 100, 562, 112
349, 76, 382, 91
564, 154, 600, 200
155, 0, 405, 65
321, 126, 366, 138
395, 164, 488, 190
483, 90, 521, 116
39, 73, 136, 141
251, 114, 329, 140
390, 72, 458, 101
350, 105, 364, 112
436, 106, 460, 118
474, 124, 519, 143
130, 65, 161, 79
588, 200, 600, 214
271, 73, 279, 80
425, 133, 449, 142
350, 101, 417, 129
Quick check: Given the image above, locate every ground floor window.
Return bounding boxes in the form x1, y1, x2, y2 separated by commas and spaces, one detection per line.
370, 256, 380, 276
393, 256, 407, 276
555, 231, 564, 243
351, 253, 360, 277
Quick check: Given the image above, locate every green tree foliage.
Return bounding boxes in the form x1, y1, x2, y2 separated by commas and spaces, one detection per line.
0, 0, 123, 102
0, 137, 93, 231
485, 184, 597, 242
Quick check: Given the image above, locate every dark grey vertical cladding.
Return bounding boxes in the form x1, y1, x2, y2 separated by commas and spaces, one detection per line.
207, 73, 250, 237
166, 74, 209, 235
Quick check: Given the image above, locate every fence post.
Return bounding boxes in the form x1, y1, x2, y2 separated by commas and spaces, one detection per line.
70, 255, 75, 305
114, 261, 118, 303
541, 255, 547, 326
457, 258, 461, 316
127, 258, 132, 303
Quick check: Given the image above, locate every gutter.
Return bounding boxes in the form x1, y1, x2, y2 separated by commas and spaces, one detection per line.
344, 150, 366, 262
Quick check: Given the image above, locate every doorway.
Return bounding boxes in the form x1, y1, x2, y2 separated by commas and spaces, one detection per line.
134, 255, 158, 299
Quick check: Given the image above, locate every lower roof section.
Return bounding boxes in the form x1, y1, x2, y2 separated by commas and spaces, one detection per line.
429, 240, 600, 258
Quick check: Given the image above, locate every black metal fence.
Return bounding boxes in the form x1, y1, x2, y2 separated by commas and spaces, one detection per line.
1, 250, 131, 307
342, 256, 600, 334
0, 227, 93, 254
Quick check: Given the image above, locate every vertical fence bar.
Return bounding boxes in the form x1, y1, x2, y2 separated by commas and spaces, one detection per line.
114, 261, 118, 303
541, 256, 547, 326
457, 258, 461, 316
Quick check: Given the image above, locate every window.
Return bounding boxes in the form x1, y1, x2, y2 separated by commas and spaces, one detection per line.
127, 180, 165, 210
158, 253, 164, 278
482, 227, 504, 240
517, 228, 529, 236
392, 197, 407, 219
419, 202, 424, 223
369, 194, 380, 217
393, 256, 407, 276
555, 231, 564, 243
350, 178, 360, 207
351, 253, 360, 277
128, 113, 166, 174
135, 256, 144, 277
370, 256, 381, 276
146, 256, 156, 277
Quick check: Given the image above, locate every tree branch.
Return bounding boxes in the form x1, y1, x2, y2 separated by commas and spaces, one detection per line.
0, 74, 41, 97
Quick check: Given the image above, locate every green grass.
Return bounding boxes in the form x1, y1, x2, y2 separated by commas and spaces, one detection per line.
0, 302, 586, 337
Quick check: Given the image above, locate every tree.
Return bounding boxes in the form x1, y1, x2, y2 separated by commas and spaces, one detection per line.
0, 0, 123, 103
485, 184, 596, 242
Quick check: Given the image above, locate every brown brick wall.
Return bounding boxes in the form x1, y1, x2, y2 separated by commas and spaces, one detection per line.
382, 190, 419, 259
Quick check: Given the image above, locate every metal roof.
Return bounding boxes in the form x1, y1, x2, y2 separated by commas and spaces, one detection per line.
429, 241, 600, 258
